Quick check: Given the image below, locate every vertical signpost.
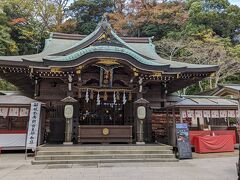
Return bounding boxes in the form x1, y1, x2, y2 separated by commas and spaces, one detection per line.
176, 123, 192, 159
25, 102, 41, 159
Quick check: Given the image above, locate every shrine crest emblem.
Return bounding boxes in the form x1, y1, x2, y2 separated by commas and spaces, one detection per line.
102, 128, 110, 136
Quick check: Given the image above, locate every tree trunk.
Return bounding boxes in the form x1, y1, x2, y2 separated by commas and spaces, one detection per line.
183, 88, 187, 95
209, 77, 213, 89
214, 75, 220, 88
198, 81, 203, 92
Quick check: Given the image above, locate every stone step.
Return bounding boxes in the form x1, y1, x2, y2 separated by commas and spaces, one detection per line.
37, 150, 173, 156
35, 154, 175, 161
32, 158, 178, 165
37, 145, 173, 151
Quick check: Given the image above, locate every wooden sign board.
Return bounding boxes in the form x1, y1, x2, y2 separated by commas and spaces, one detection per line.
176, 123, 192, 160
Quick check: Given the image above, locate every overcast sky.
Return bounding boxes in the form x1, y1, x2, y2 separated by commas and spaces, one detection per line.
229, 0, 240, 6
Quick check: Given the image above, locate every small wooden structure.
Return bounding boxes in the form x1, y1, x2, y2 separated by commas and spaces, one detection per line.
160, 95, 239, 146
0, 95, 45, 150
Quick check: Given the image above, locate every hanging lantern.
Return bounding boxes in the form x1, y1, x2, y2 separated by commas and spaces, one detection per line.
123, 91, 127, 105
113, 92, 116, 105
90, 90, 94, 100
103, 91, 108, 101
116, 91, 120, 101
128, 92, 132, 101
97, 92, 100, 105
85, 88, 89, 103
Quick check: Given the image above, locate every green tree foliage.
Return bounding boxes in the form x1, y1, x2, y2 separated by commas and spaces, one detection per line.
0, 5, 18, 55
0, 79, 17, 90
187, 0, 240, 38
108, 1, 188, 38
69, 0, 114, 34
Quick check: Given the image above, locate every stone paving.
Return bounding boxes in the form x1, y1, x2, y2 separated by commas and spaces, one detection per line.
0, 152, 238, 180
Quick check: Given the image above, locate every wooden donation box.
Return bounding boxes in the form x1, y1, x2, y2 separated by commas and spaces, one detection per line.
78, 125, 132, 143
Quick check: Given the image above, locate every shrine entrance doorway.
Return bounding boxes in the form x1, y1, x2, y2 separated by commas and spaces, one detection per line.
77, 92, 135, 144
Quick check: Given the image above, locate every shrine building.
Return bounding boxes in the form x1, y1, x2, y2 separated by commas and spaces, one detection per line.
0, 19, 218, 145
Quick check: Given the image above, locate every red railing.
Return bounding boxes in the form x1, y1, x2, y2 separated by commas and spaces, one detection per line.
0, 130, 27, 134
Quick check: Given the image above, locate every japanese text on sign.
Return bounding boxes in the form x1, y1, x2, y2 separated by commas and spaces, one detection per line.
26, 102, 41, 150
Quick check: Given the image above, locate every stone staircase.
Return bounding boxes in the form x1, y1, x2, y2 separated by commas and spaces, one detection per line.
32, 144, 178, 165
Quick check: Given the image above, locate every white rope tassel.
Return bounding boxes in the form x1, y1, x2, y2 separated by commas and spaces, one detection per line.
97, 92, 100, 105
113, 91, 116, 105
123, 91, 127, 105
139, 77, 143, 93
85, 88, 89, 103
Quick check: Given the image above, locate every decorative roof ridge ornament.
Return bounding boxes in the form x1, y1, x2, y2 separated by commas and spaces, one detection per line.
61, 96, 78, 103
49, 32, 54, 39
134, 98, 149, 104
148, 36, 154, 44
96, 13, 112, 31
102, 13, 109, 23
148, 36, 156, 48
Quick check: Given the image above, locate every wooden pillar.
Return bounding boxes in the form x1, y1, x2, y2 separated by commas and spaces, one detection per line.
180, 108, 183, 123
172, 107, 176, 147
166, 108, 170, 145
238, 98, 240, 126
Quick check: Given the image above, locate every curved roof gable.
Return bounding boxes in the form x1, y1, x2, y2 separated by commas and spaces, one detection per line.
0, 19, 218, 73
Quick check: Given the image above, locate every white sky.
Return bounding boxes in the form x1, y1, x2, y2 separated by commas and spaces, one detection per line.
229, 0, 240, 6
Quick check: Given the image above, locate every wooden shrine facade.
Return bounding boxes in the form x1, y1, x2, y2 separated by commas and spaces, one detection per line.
0, 19, 218, 144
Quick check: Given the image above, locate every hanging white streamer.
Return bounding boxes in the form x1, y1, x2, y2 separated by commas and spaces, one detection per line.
113, 91, 116, 105
123, 91, 127, 105
97, 92, 100, 105
85, 88, 89, 103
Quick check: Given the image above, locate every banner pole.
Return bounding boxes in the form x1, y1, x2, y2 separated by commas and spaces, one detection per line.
24, 119, 29, 160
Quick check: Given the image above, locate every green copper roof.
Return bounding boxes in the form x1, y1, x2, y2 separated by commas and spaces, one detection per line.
47, 45, 164, 66
0, 19, 218, 72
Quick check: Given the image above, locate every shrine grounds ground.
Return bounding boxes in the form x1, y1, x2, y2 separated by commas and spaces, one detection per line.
0, 151, 238, 180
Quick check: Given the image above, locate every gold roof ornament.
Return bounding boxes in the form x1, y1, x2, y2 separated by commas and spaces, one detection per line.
98, 33, 107, 41
76, 65, 84, 75
150, 71, 162, 78
96, 59, 120, 65
116, 91, 120, 101
176, 73, 181, 79
210, 72, 216, 77
90, 90, 94, 100
103, 91, 108, 101
50, 67, 62, 73
132, 67, 139, 77
128, 92, 132, 101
